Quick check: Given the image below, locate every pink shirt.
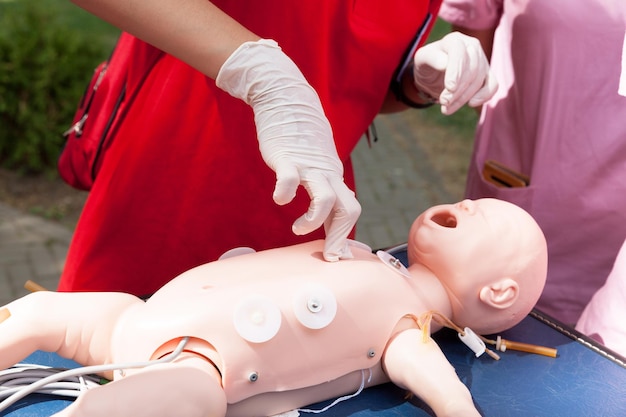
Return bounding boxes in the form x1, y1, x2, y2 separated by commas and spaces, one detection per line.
440, 0, 626, 323
576, 238, 626, 357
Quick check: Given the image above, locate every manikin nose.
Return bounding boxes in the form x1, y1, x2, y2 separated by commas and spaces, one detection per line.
456, 199, 476, 214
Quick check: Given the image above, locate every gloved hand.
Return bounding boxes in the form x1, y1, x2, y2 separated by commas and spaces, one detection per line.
413, 32, 498, 115
216, 39, 361, 261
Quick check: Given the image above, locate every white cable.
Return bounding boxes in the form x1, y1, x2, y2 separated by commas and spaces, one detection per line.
0, 336, 190, 412
296, 368, 372, 414
0, 381, 101, 400
0, 366, 102, 400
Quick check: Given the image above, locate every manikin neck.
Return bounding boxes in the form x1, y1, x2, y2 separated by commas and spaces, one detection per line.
405, 263, 454, 331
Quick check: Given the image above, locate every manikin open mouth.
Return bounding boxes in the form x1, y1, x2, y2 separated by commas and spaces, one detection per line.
428, 207, 458, 228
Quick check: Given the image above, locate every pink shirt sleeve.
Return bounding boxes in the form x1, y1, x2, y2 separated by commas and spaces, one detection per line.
439, 0, 503, 30
576, 238, 626, 357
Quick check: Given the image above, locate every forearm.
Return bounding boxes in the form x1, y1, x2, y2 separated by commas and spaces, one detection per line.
70, 0, 259, 78
383, 329, 480, 417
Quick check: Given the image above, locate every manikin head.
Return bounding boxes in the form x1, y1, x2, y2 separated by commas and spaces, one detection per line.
407, 199, 547, 334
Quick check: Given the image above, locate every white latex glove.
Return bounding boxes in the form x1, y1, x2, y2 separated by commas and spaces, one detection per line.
413, 32, 498, 115
216, 39, 361, 261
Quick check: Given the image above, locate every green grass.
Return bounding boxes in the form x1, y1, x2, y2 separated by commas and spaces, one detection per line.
0, 4, 476, 156
0, 0, 120, 47
0, 0, 121, 173
0, 3, 474, 139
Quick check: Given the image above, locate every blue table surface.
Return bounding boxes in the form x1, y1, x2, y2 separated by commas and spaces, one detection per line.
2, 246, 626, 416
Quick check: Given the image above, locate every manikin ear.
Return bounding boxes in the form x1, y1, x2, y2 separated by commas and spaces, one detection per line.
479, 278, 519, 309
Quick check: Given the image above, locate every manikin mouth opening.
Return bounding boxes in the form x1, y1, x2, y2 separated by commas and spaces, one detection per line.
430, 210, 458, 228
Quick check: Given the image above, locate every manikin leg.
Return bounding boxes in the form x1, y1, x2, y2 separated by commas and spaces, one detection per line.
0, 291, 141, 375
51, 355, 227, 417
0, 292, 228, 417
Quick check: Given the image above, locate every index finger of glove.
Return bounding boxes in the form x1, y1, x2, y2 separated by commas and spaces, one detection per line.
441, 55, 490, 113
440, 34, 486, 97
468, 70, 499, 107
292, 173, 335, 236
322, 178, 361, 262
272, 162, 301, 206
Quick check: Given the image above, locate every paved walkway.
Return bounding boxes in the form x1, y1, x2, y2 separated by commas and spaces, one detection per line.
0, 203, 72, 305
0, 111, 471, 306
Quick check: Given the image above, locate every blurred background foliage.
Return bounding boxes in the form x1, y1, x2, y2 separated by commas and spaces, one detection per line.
0, 0, 119, 174
0, 2, 474, 176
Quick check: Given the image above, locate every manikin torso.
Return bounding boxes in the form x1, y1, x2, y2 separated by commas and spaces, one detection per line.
109, 240, 447, 407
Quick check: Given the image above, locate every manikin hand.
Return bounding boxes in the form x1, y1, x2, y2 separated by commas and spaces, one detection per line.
413, 32, 497, 115
216, 40, 361, 262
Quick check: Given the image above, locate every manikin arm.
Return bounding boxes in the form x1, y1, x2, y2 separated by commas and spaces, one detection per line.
382, 329, 481, 417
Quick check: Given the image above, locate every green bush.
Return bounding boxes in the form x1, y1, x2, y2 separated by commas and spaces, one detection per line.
0, 2, 113, 174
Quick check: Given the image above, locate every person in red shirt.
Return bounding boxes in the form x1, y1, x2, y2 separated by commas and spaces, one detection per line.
59, 0, 497, 295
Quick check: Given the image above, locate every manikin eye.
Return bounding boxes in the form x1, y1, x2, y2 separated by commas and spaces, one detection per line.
431, 212, 457, 228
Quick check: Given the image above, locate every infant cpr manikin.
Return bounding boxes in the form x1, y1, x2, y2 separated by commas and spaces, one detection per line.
0, 198, 547, 417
